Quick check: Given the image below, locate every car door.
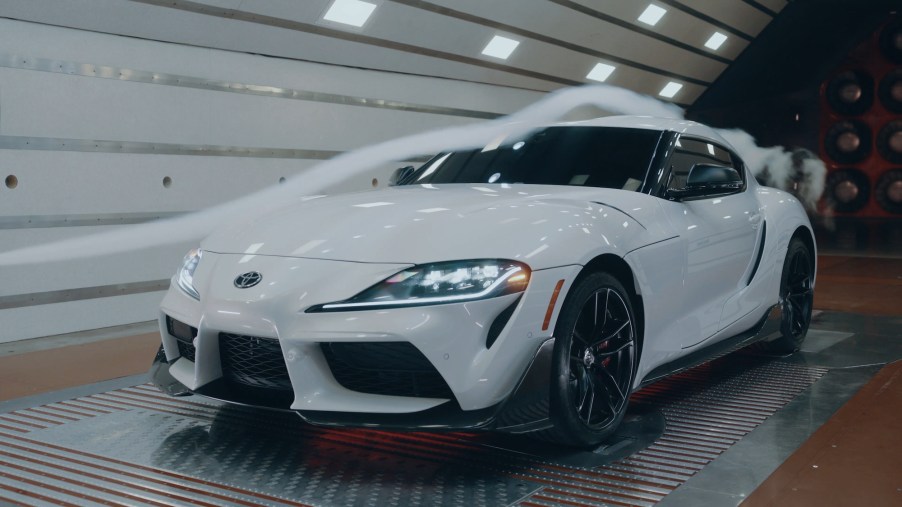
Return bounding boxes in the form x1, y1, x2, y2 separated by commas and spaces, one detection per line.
657, 137, 760, 348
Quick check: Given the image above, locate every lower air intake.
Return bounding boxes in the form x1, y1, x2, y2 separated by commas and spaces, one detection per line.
321, 342, 454, 399
219, 333, 293, 408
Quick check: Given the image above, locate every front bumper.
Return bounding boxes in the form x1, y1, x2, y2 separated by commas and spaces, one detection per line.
155, 253, 579, 430
151, 338, 556, 432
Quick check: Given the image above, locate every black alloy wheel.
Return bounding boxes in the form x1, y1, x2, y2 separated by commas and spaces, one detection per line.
546, 272, 637, 447
765, 238, 814, 353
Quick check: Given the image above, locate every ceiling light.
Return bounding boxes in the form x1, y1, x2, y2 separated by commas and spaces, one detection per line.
638, 4, 667, 26
586, 63, 616, 82
482, 35, 520, 60
323, 0, 377, 28
659, 82, 683, 98
705, 32, 728, 50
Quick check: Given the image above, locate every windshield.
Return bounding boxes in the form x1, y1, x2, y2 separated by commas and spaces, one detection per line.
403, 126, 662, 191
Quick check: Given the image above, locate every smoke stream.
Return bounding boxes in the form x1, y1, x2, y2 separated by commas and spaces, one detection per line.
0, 84, 823, 266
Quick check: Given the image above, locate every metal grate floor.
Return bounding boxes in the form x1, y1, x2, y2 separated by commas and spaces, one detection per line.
0, 352, 827, 507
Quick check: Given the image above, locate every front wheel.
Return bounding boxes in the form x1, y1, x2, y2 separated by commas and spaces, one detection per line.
545, 272, 637, 448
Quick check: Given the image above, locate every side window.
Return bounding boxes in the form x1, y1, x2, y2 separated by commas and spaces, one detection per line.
667, 137, 735, 191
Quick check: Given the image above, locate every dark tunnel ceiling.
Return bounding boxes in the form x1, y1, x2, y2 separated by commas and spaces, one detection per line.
692, 0, 901, 112
1, 0, 897, 113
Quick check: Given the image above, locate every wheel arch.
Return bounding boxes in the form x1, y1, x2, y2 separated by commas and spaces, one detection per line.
567, 254, 645, 363
790, 225, 817, 284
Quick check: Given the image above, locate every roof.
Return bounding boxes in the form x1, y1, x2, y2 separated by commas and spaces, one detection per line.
556, 115, 734, 151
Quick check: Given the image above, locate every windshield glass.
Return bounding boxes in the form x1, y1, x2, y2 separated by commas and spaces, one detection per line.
404, 126, 661, 191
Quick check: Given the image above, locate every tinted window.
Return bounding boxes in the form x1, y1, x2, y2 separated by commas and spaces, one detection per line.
667, 137, 736, 191
405, 127, 661, 191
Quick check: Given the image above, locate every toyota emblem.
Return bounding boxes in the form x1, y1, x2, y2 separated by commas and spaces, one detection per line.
234, 271, 262, 289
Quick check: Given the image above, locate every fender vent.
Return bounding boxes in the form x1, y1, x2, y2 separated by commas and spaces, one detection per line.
486, 296, 521, 349
747, 221, 767, 286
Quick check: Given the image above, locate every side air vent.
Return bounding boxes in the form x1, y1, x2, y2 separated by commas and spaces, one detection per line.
486, 296, 522, 349
166, 316, 197, 362
747, 221, 767, 286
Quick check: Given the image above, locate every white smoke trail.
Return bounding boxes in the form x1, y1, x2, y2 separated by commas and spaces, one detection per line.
0, 84, 822, 266
715, 129, 827, 211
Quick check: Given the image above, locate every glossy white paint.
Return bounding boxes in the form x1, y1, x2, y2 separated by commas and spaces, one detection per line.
161, 255, 580, 412
202, 184, 664, 267
159, 116, 815, 418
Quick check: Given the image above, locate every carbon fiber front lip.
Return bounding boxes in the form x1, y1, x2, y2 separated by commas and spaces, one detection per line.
148, 337, 556, 431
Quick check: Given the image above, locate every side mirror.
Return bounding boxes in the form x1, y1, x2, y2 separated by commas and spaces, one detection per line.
668, 164, 742, 200
389, 166, 415, 186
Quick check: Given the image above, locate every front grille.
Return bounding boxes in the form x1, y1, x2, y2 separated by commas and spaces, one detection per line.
321, 342, 454, 399
176, 340, 196, 363
166, 316, 197, 362
219, 333, 293, 392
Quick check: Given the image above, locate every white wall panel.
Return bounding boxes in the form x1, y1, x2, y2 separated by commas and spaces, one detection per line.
0, 18, 545, 343
0, 228, 188, 295
0, 19, 540, 115
0, 293, 166, 345
0, 0, 562, 92
0, 151, 318, 215
1, 69, 479, 149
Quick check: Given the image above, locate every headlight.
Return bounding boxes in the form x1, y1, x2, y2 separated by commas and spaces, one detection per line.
177, 248, 202, 300
308, 259, 530, 312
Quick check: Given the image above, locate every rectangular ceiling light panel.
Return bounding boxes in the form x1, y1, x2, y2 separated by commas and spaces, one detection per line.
705, 32, 728, 50
482, 35, 520, 60
638, 4, 667, 26
323, 0, 378, 27
659, 82, 683, 98
586, 63, 616, 82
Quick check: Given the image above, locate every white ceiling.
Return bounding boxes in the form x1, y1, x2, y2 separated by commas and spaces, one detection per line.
0, 0, 787, 107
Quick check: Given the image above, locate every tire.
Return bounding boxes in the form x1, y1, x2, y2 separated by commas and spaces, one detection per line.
544, 272, 638, 448
763, 238, 814, 353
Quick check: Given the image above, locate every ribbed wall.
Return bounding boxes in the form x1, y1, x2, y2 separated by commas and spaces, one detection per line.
0, 18, 543, 343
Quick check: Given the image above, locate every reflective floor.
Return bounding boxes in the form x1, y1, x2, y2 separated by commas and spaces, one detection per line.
2, 227, 901, 507
1, 311, 898, 506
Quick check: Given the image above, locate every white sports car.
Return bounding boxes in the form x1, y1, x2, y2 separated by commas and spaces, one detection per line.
151, 116, 816, 447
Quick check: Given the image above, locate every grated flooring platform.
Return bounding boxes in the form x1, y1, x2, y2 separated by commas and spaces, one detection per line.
0, 352, 828, 507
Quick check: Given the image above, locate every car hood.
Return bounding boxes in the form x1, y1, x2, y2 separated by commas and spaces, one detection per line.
201, 184, 672, 268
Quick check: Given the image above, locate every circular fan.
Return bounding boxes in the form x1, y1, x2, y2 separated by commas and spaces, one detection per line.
824, 168, 870, 213
824, 120, 872, 164
825, 70, 874, 115
878, 69, 902, 114
875, 169, 902, 214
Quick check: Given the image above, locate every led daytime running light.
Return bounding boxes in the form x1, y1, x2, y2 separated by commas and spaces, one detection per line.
310, 260, 530, 312
177, 248, 202, 300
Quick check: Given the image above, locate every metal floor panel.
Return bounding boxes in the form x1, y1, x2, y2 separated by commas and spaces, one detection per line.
0, 352, 828, 507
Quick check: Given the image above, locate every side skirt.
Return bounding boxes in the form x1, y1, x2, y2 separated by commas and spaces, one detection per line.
637, 304, 782, 388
